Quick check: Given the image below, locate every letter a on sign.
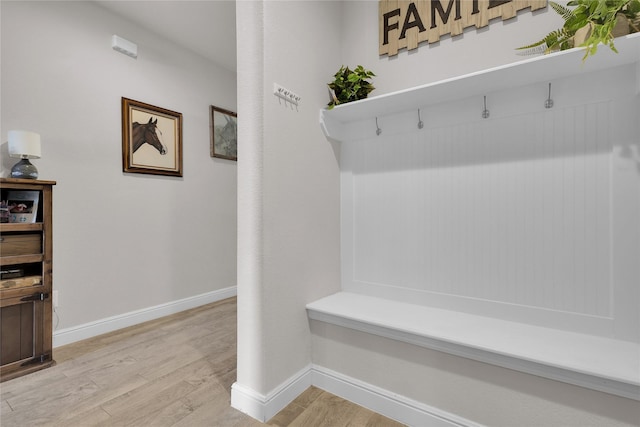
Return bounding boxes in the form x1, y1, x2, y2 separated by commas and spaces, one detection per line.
379, 0, 547, 56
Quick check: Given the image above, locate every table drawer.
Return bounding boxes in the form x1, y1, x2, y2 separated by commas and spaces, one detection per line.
0, 234, 41, 256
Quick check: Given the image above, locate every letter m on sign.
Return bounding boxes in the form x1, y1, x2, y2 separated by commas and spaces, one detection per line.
379, 0, 547, 56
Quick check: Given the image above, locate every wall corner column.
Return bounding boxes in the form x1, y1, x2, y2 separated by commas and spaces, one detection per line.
232, 0, 267, 420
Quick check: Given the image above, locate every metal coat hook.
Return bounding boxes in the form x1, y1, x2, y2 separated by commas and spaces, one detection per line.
417, 109, 424, 129
482, 96, 490, 119
545, 82, 554, 109
376, 117, 382, 136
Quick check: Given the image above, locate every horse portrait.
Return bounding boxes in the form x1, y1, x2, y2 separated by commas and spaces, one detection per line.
122, 97, 183, 177
132, 117, 167, 155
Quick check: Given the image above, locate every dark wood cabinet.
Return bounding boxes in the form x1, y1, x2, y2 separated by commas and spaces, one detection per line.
1, 178, 56, 381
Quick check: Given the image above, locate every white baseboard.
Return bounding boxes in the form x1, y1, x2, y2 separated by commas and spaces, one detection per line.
53, 286, 237, 347
310, 365, 480, 427
231, 366, 312, 422
232, 363, 479, 427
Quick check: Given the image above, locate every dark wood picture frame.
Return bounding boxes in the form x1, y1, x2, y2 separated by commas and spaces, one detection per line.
122, 97, 183, 177
210, 105, 237, 161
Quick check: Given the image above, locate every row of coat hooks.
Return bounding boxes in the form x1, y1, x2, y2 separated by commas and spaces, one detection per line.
374, 83, 555, 136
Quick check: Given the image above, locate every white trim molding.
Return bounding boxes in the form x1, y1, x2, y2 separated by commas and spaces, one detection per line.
311, 365, 480, 427
53, 286, 237, 347
231, 366, 312, 422
231, 364, 477, 426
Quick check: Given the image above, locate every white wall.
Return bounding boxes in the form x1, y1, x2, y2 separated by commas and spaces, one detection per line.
1, 1, 237, 334
339, 63, 640, 342
261, 0, 344, 394
305, 2, 640, 426
234, 0, 342, 413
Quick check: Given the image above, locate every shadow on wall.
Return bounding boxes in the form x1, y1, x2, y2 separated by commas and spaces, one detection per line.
335, 64, 637, 174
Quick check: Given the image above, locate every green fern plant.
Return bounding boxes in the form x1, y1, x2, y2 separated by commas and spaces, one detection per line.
517, 0, 640, 59
327, 65, 375, 110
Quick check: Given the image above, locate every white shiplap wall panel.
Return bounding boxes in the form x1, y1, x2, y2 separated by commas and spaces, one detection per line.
335, 60, 638, 341
346, 98, 614, 322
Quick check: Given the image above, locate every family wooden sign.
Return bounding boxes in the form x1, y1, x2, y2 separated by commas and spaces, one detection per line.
379, 0, 547, 56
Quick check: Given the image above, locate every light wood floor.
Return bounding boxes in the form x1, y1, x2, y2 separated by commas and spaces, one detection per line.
0, 297, 404, 427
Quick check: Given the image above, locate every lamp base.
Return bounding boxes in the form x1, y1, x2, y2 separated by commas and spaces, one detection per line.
11, 158, 38, 179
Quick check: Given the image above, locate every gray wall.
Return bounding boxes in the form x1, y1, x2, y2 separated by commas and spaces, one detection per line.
235, 0, 343, 397
1, 1, 237, 333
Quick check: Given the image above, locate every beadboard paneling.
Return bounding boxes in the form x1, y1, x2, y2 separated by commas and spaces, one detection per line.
340, 64, 639, 340
351, 102, 611, 317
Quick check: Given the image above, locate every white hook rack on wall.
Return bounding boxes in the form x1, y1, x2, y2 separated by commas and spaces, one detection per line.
273, 83, 301, 107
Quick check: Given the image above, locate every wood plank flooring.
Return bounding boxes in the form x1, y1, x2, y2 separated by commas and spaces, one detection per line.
0, 297, 404, 427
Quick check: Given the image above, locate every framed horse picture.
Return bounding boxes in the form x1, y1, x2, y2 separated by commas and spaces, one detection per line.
122, 97, 183, 177
210, 105, 237, 161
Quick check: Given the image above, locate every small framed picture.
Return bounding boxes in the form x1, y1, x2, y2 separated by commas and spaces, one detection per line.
210, 105, 237, 161
7, 191, 39, 223
122, 97, 183, 177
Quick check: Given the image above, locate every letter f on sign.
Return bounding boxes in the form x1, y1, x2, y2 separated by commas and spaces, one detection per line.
383, 8, 401, 45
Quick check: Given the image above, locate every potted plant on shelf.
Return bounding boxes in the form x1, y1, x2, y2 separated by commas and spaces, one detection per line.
327, 65, 376, 109
517, 0, 640, 59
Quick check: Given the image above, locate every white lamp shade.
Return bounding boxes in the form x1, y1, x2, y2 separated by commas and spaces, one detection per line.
8, 130, 41, 159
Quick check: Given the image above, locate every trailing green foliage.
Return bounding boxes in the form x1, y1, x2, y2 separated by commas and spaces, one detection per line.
327, 65, 376, 109
517, 0, 640, 59
550, 2, 576, 20
517, 28, 575, 53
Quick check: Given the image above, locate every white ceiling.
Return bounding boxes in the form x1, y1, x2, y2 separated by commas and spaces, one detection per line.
95, 0, 237, 72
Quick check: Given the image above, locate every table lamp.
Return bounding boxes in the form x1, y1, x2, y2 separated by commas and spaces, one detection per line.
8, 130, 41, 179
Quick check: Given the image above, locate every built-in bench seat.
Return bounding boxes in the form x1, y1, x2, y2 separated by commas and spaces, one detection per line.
307, 292, 640, 401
